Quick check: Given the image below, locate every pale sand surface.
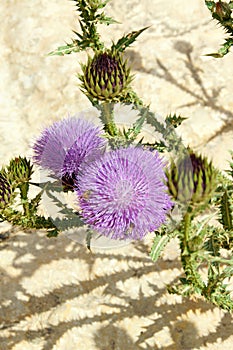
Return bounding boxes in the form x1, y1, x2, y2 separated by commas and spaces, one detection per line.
1, 1, 233, 349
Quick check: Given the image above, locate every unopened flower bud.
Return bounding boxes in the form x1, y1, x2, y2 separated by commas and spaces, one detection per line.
166, 149, 217, 205
0, 173, 12, 207
80, 51, 132, 101
215, 1, 231, 20
8, 157, 33, 184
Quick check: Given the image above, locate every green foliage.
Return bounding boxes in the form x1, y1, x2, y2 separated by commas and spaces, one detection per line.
205, 0, 233, 57
168, 156, 233, 310
165, 113, 187, 128
220, 190, 233, 230
213, 163, 233, 232
168, 217, 233, 311
150, 234, 170, 262
111, 26, 149, 52
0, 157, 59, 236
48, 0, 148, 135
49, 0, 117, 56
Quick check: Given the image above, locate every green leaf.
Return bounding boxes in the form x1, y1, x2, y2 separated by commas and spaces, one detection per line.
205, 1, 215, 11
29, 191, 42, 212
123, 114, 146, 140
220, 189, 233, 230
150, 234, 169, 262
46, 227, 60, 238
205, 39, 233, 58
144, 140, 167, 153
48, 42, 83, 56
97, 13, 120, 25
112, 26, 149, 52
165, 113, 187, 128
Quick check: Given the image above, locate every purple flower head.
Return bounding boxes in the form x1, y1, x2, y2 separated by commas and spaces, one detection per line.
33, 117, 107, 185
76, 147, 173, 240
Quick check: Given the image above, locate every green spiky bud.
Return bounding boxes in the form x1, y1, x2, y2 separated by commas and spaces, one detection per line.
7, 156, 33, 185
166, 149, 217, 206
79, 50, 132, 101
0, 173, 12, 207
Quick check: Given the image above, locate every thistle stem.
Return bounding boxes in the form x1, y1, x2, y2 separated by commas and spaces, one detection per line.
182, 208, 192, 255
100, 102, 118, 136
19, 182, 30, 216
180, 206, 205, 291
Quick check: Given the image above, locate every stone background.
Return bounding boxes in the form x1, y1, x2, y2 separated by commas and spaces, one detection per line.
1, 0, 233, 349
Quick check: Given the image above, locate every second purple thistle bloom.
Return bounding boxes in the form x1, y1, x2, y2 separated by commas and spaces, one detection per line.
33, 117, 107, 185
76, 147, 173, 240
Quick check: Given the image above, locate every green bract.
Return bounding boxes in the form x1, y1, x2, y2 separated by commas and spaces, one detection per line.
0, 173, 12, 208
79, 50, 132, 101
166, 149, 217, 206
7, 156, 33, 186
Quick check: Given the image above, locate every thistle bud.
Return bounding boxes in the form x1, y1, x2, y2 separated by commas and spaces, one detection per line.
215, 1, 231, 20
0, 173, 12, 207
8, 157, 33, 185
79, 51, 132, 101
166, 149, 217, 206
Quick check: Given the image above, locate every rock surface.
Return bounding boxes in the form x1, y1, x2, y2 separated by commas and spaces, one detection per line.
0, 1, 233, 349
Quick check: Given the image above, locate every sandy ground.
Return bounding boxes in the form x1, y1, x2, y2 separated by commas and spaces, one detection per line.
1, 0, 233, 349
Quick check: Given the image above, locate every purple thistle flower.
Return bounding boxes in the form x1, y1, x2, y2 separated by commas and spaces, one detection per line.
76, 147, 173, 240
33, 117, 107, 186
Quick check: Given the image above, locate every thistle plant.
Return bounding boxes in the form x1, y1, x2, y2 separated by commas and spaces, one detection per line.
0, 0, 233, 311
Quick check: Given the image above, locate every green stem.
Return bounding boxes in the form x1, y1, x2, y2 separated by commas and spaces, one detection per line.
180, 207, 205, 291
19, 182, 30, 217
182, 209, 192, 255
100, 102, 118, 136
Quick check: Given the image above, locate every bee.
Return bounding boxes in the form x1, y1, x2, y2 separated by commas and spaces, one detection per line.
125, 222, 135, 235
81, 189, 92, 201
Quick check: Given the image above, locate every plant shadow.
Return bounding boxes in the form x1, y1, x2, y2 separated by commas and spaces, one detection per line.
127, 41, 233, 146
0, 228, 232, 350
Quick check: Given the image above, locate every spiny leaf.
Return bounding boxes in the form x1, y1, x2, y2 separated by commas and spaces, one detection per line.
205, 39, 233, 58
112, 26, 149, 52
150, 234, 169, 262
97, 13, 119, 25
142, 140, 167, 153
124, 114, 146, 140
29, 191, 43, 212
48, 42, 83, 56
205, 1, 215, 11
46, 226, 60, 237
165, 113, 187, 128
220, 189, 233, 230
